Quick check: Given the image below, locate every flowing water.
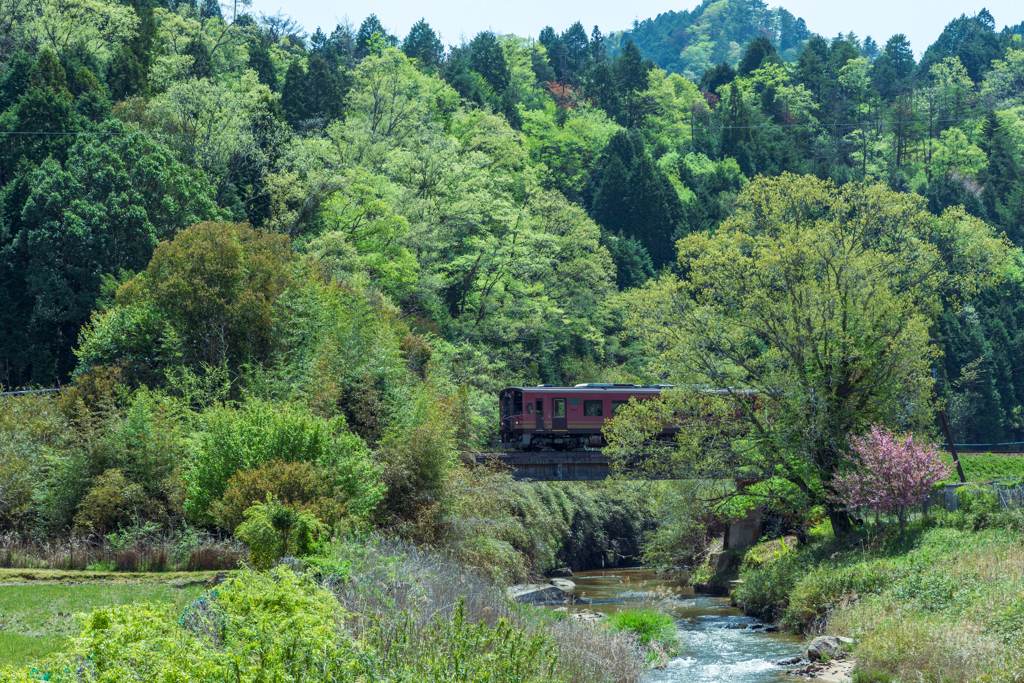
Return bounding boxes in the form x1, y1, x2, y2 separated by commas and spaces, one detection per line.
565, 569, 804, 683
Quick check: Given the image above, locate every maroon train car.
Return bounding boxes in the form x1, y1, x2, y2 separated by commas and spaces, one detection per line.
498, 383, 676, 451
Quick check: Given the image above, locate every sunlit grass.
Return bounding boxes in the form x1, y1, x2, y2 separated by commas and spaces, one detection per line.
0, 580, 206, 667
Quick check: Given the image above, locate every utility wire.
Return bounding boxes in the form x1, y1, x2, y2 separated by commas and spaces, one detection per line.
0, 116, 993, 137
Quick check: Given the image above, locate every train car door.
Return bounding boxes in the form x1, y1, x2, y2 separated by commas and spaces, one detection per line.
552, 398, 567, 431
536, 399, 544, 431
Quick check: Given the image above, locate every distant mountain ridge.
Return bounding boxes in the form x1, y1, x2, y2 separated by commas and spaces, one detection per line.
604, 0, 815, 79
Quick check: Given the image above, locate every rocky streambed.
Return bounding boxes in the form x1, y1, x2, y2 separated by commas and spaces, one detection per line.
511, 568, 851, 683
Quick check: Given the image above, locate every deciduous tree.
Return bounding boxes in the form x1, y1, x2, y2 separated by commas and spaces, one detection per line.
606, 174, 1009, 537
831, 425, 950, 533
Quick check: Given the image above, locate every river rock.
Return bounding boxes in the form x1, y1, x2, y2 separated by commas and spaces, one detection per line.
507, 583, 577, 605
571, 609, 606, 625
548, 566, 574, 578
807, 635, 851, 662
549, 578, 576, 591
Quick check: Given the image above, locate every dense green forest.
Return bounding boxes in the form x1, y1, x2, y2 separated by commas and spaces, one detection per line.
0, 0, 1023, 571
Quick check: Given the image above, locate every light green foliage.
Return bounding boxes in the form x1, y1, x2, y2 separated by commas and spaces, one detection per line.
0, 567, 367, 682
736, 62, 818, 124
607, 174, 1011, 535
639, 68, 702, 149
148, 4, 250, 87
22, 0, 137, 61
981, 49, 1024, 108
235, 496, 327, 569
605, 609, 680, 656
144, 70, 279, 179
521, 103, 621, 199
392, 599, 562, 682
927, 57, 978, 126
184, 399, 378, 526
0, 581, 205, 667
930, 127, 987, 178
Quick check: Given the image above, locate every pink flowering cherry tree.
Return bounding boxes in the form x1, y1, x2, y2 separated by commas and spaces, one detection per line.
830, 425, 951, 533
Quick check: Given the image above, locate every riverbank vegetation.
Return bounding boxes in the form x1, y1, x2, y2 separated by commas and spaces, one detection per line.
0, 537, 645, 682
604, 609, 681, 665
730, 495, 1024, 682
2, 0, 1024, 678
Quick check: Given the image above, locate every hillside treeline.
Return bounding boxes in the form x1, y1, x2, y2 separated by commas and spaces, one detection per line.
0, 0, 1023, 566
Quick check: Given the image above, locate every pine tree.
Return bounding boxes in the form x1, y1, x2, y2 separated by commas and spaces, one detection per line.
979, 111, 1023, 243
402, 19, 444, 70
281, 60, 309, 127
107, 0, 157, 100
738, 36, 778, 76
305, 53, 344, 121
469, 31, 510, 94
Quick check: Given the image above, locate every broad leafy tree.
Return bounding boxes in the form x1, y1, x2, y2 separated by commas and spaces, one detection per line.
606, 174, 1010, 537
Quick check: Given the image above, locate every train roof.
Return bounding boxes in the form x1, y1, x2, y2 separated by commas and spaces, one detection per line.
499, 385, 758, 396
500, 384, 672, 394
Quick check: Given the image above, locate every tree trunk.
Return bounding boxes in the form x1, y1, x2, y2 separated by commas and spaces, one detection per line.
828, 507, 855, 538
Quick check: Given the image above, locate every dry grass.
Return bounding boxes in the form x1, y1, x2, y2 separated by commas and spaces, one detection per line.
829, 599, 1002, 682
0, 532, 245, 573
817, 526, 1024, 682
324, 536, 646, 683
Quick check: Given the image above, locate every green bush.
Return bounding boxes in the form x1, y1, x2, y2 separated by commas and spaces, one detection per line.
387, 599, 563, 683
955, 483, 1000, 515
605, 609, 678, 649
74, 468, 163, 534
184, 400, 379, 524
0, 567, 366, 682
235, 496, 327, 570
212, 459, 337, 531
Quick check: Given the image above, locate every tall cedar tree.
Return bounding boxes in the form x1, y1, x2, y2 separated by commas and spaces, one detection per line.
979, 112, 1024, 244
402, 19, 444, 70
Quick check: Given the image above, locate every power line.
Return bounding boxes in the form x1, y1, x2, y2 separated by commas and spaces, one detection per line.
0, 387, 63, 395
0, 116, 992, 137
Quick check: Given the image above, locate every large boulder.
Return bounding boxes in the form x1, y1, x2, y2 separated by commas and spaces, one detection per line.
507, 583, 577, 605
548, 566, 573, 578
806, 635, 853, 662
549, 578, 576, 591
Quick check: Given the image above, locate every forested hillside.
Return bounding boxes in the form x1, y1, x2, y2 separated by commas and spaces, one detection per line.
606, 0, 813, 79
1, 0, 1024, 565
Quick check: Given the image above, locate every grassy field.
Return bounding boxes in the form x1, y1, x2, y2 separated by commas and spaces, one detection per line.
941, 452, 1024, 482
0, 574, 215, 666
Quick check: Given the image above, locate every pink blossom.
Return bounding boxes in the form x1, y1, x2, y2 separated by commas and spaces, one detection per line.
830, 425, 951, 533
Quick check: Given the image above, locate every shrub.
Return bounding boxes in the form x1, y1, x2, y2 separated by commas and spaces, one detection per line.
376, 384, 458, 523
211, 459, 336, 531
184, 400, 379, 525
6, 567, 368, 682
74, 469, 164, 534
235, 496, 327, 570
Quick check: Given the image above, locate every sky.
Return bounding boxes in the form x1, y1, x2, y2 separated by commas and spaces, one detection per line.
245, 0, 1024, 59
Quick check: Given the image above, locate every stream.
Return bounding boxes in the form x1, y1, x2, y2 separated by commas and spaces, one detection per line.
565, 569, 805, 683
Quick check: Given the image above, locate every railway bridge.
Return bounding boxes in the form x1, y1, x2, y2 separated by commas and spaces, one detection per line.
473, 450, 749, 481
474, 450, 618, 481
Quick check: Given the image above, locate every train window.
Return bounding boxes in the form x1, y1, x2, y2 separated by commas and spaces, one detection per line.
536, 399, 543, 415
514, 392, 523, 415
553, 399, 566, 418
583, 400, 603, 416
527, 404, 533, 414
611, 400, 628, 415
